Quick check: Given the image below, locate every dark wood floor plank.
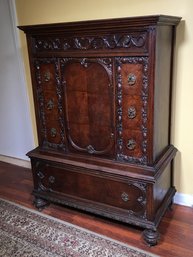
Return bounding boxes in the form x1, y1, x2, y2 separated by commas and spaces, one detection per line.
0, 161, 192, 257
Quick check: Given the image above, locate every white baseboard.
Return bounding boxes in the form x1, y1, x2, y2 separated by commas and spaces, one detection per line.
174, 192, 193, 207
0, 155, 31, 169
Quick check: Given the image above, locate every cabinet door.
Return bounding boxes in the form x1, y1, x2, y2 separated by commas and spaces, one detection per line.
115, 57, 149, 164
33, 58, 66, 150
61, 58, 115, 157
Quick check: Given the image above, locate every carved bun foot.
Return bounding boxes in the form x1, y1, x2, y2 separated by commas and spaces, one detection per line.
143, 229, 160, 246
33, 197, 49, 211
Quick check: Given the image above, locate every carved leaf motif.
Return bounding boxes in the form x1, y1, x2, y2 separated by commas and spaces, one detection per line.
131, 35, 146, 47
63, 40, 71, 50
91, 37, 104, 49
86, 145, 95, 154
34, 33, 147, 52
128, 182, 147, 219
74, 37, 93, 50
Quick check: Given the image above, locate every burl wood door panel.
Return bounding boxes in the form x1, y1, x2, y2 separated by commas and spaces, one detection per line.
61, 58, 115, 157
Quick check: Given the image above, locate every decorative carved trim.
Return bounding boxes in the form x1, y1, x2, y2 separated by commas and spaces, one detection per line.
33, 33, 147, 52
34, 32, 147, 52
61, 57, 113, 79
116, 57, 149, 165
128, 106, 136, 119
35, 161, 55, 193
60, 57, 115, 155
126, 182, 147, 219
34, 58, 66, 151
34, 189, 154, 229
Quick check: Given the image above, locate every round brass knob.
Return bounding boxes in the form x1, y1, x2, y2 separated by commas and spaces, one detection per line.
44, 71, 51, 82
127, 139, 136, 150
128, 73, 136, 86
50, 128, 57, 138
121, 192, 130, 202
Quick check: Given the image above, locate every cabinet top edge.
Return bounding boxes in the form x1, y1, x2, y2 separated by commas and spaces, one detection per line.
18, 15, 182, 34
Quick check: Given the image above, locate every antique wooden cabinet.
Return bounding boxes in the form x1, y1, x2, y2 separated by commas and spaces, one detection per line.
19, 15, 181, 245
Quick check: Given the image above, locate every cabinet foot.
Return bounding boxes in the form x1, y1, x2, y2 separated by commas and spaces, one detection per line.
33, 197, 49, 211
143, 229, 160, 246
168, 199, 174, 211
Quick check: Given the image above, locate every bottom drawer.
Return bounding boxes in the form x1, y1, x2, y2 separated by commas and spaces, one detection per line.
32, 161, 147, 218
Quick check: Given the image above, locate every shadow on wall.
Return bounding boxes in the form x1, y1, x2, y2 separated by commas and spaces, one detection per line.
171, 19, 185, 194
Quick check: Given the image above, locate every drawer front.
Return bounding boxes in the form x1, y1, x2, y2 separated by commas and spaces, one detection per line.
38, 62, 56, 90
120, 62, 143, 96
122, 95, 142, 129
33, 161, 147, 218
43, 91, 59, 120
122, 129, 144, 158
115, 57, 149, 165
45, 120, 62, 145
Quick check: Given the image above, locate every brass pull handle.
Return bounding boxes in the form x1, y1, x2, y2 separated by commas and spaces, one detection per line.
44, 71, 51, 82
47, 99, 54, 110
128, 106, 136, 119
127, 139, 136, 150
128, 73, 136, 86
121, 192, 130, 202
50, 128, 57, 138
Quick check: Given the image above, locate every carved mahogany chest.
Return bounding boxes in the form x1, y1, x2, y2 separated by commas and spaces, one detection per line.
19, 15, 181, 245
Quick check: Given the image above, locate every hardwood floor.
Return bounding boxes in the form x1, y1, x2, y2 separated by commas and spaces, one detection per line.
0, 161, 192, 256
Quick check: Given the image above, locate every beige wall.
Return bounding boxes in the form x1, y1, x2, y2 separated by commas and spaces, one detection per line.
15, 0, 193, 197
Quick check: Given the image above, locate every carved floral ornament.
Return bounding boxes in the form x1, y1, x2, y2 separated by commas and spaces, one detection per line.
34, 33, 147, 51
